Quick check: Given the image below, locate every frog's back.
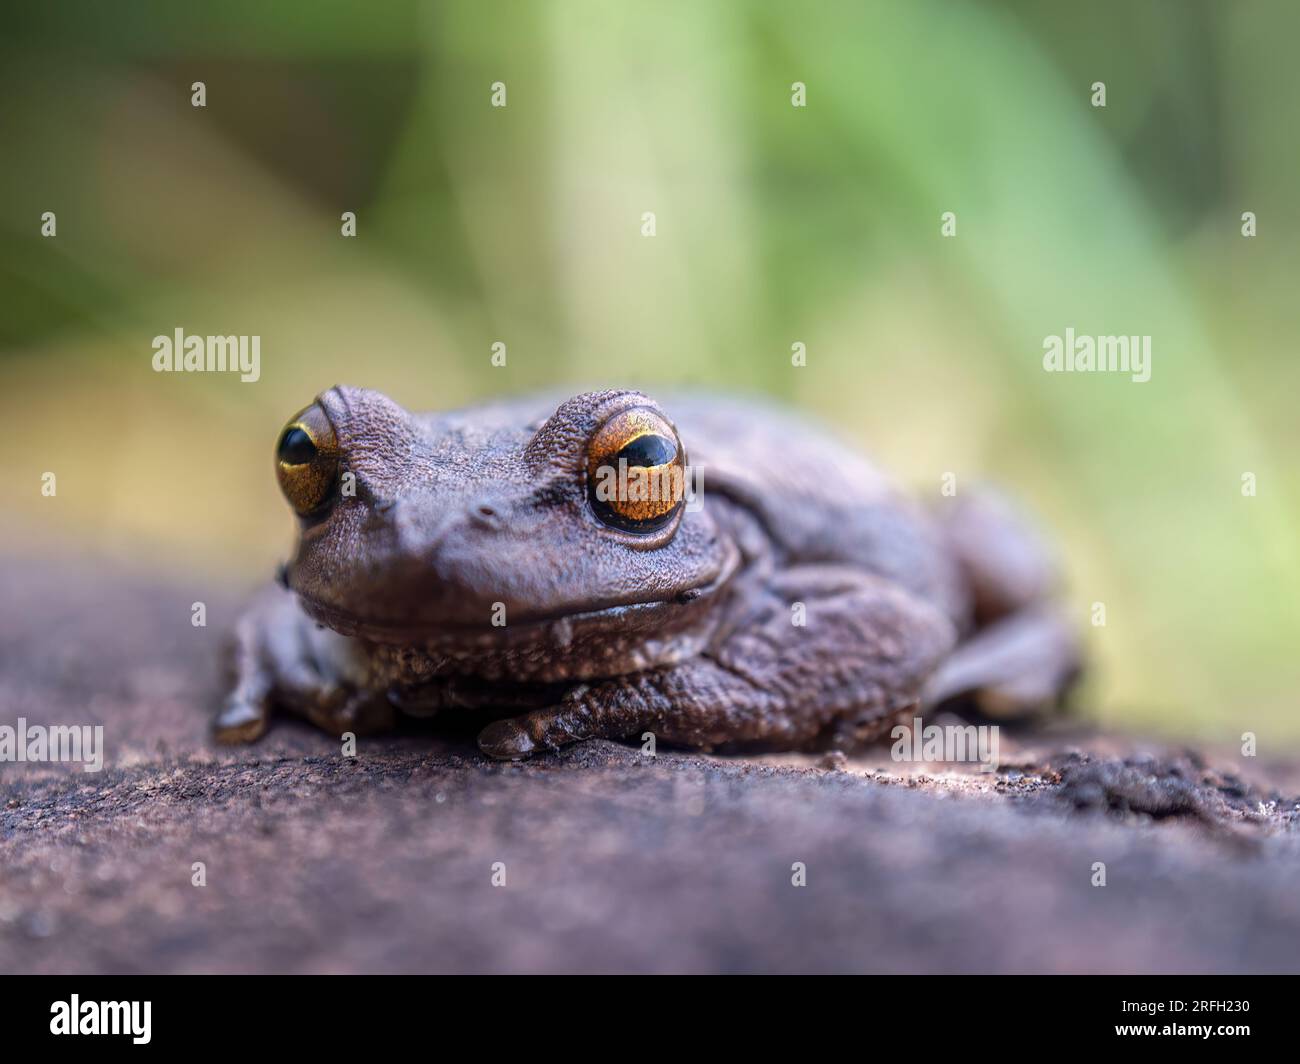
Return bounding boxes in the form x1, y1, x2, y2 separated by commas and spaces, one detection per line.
666, 392, 968, 623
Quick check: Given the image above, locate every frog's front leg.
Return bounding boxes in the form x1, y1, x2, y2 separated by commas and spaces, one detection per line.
214, 583, 396, 743
477, 567, 957, 760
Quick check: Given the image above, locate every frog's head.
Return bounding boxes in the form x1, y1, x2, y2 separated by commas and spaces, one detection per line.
273, 386, 737, 672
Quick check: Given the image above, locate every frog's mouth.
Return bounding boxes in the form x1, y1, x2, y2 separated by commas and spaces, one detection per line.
290, 541, 739, 649
297, 588, 712, 645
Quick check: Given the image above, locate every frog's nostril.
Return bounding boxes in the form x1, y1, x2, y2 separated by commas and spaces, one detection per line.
469, 503, 504, 531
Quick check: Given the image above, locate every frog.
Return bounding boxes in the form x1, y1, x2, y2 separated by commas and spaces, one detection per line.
214, 385, 1081, 760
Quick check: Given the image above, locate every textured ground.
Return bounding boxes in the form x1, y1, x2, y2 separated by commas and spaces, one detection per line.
2, 554, 1299, 973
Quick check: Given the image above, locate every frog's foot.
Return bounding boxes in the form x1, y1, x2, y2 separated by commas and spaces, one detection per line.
297, 689, 394, 737
214, 692, 271, 744
215, 582, 396, 743
478, 567, 956, 760
477, 705, 589, 761
217, 654, 396, 743
922, 604, 1082, 718
214, 595, 277, 744
929, 487, 1082, 719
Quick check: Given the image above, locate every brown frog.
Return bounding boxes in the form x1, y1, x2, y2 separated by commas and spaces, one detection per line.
215, 386, 1081, 759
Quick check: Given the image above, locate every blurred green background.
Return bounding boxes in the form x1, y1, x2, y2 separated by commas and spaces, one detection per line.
3, 1, 1297, 743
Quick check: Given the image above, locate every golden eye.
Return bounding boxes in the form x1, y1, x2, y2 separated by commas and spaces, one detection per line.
275, 402, 340, 516
586, 407, 686, 534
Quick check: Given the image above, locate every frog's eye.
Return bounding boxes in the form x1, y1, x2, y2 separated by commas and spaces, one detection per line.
275, 403, 340, 516
586, 407, 687, 534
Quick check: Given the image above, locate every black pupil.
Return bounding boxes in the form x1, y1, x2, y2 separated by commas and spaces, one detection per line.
278, 427, 317, 465
616, 434, 675, 467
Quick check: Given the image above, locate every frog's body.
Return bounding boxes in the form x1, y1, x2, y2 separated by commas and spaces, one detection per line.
217, 387, 1080, 759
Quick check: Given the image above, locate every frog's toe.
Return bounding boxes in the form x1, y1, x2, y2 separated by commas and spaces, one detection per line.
477, 719, 537, 761
477, 704, 601, 759
303, 691, 397, 738
213, 695, 269, 744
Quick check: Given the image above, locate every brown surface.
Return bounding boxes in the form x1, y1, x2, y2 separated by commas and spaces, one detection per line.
2, 555, 1299, 973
